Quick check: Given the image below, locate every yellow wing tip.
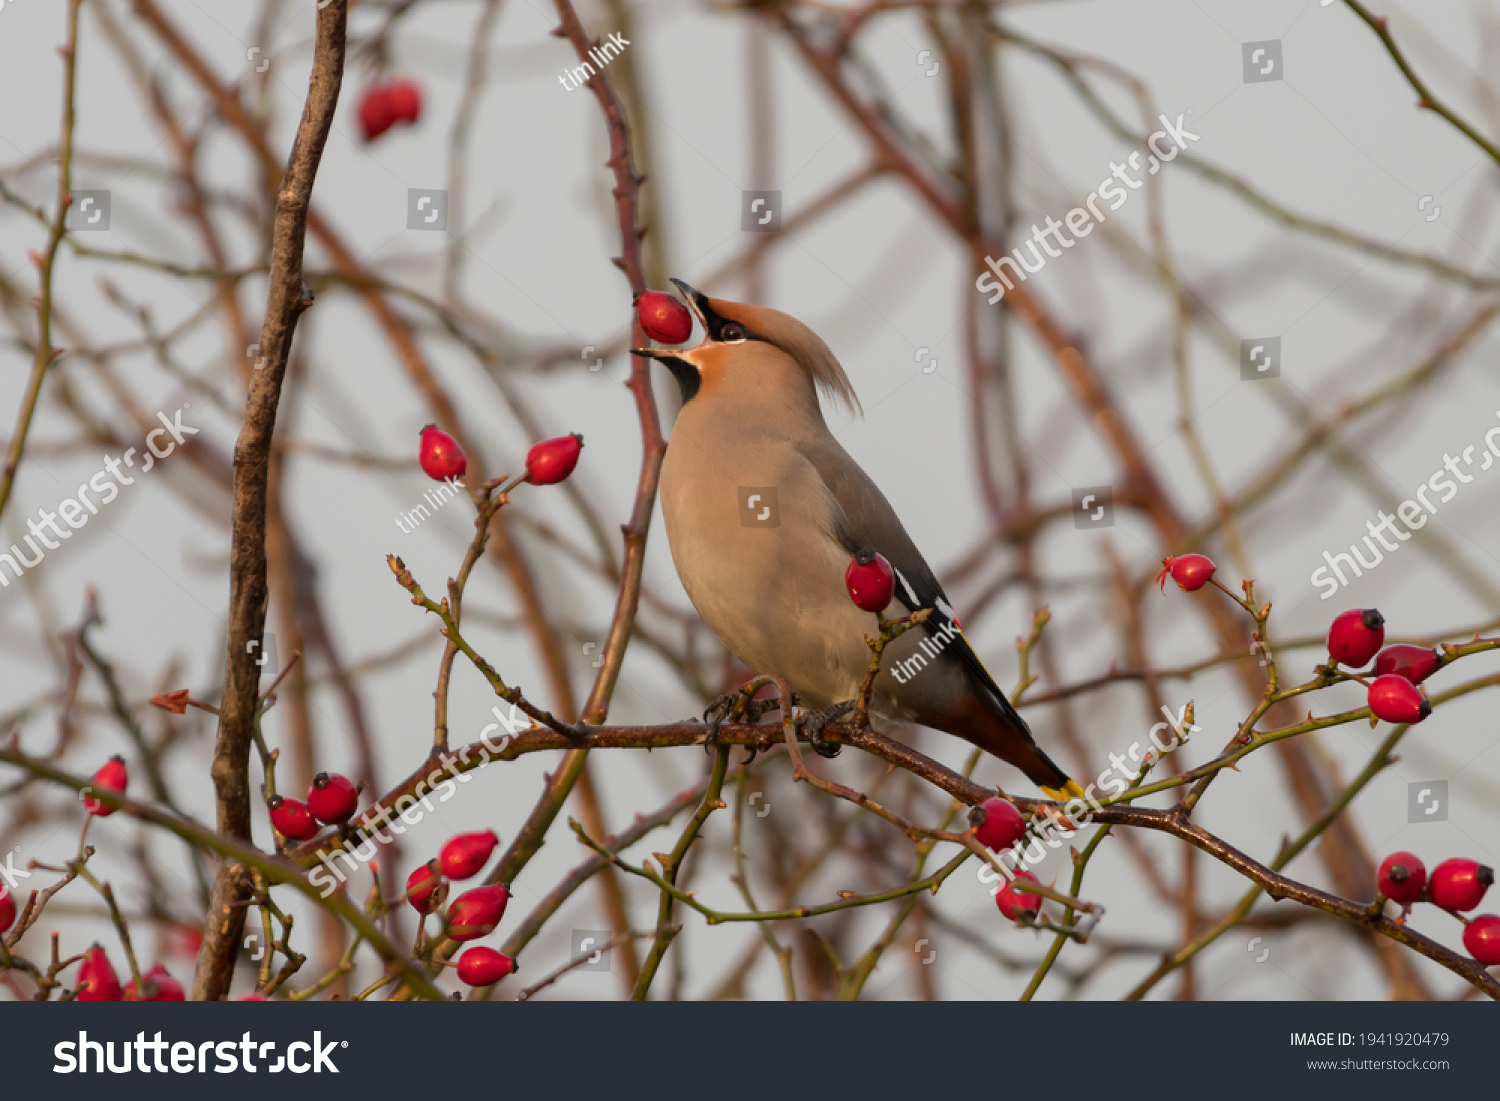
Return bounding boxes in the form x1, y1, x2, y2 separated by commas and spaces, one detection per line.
1039, 780, 1086, 802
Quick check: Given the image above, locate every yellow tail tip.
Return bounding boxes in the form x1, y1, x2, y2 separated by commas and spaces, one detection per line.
1039, 779, 1086, 802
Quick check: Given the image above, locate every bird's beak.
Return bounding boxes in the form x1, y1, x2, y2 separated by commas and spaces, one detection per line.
670, 278, 712, 330
630, 346, 677, 361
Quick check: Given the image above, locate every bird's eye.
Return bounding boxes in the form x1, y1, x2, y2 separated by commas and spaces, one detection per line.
720, 322, 746, 342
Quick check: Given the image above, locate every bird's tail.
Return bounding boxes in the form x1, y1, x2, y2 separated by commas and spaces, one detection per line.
1038, 779, 1088, 802
936, 693, 1085, 801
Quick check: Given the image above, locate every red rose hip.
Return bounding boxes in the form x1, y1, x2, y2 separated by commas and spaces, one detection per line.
524, 433, 583, 486
1156, 553, 1216, 593
1367, 674, 1431, 724
845, 548, 894, 614
385, 78, 422, 124
970, 797, 1028, 852
124, 964, 185, 1002
418, 424, 467, 482
0, 884, 14, 934
1377, 852, 1426, 905
307, 771, 358, 825
446, 883, 510, 941
1327, 608, 1385, 668
439, 830, 499, 881
1464, 914, 1500, 966
406, 860, 449, 914
1372, 644, 1440, 685
456, 946, 516, 985
267, 795, 320, 841
996, 869, 1043, 924
1428, 858, 1493, 912
359, 85, 398, 141
75, 946, 122, 1001
636, 290, 693, 344
84, 755, 127, 817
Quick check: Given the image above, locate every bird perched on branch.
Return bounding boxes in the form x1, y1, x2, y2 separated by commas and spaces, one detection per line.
634, 280, 1085, 802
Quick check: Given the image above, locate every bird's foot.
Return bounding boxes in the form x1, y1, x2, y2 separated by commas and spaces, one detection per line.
700, 692, 784, 759
796, 700, 854, 759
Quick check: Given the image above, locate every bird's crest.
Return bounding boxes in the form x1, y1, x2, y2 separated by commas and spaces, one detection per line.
708, 298, 863, 416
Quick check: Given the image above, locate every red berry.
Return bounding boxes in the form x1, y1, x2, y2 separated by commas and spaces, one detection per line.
124, 964, 184, 1002
970, 798, 1028, 852
439, 830, 499, 881
418, 424, 467, 482
996, 869, 1043, 924
84, 755, 127, 817
1155, 553, 1216, 593
358, 85, 398, 141
0, 883, 14, 934
1464, 914, 1500, 966
240, 991, 270, 1001
267, 795, 320, 841
1327, 608, 1385, 668
1428, 858, 1493, 912
1377, 852, 1426, 905
524, 433, 583, 486
456, 946, 516, 986
446, 883, 510, 941
307, 771, 358, 825
385, 78, 422, 124
1372, 644, 1440, 684
1367, 674, 1431, 724
636, 290, 694, 344
406, 860, 449, 914
845, 548, 895, 614
75, 946, 122, 1001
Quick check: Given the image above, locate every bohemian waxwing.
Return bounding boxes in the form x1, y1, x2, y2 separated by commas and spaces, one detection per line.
635, 280, 1085, 801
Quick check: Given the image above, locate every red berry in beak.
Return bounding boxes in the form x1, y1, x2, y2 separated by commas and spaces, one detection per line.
446, 883, 510, 941
1372, 644, 1440, 684
406, 860, 449, 914
970, 797, 1028, 852
524, 433, 583, 486
1366, 674, 1431, 724
636, 290, 693, 344
1326, 608, 1385, 668
385, 78, 422, 124
845, 548, 894, 613
124, 964, 185, 1001
439, 830, 499, 881
1464, 914, 1500, 966
267, 795, 320, 841
1428, 858, 1493, 912
0, 884, 15, 934
1377, 852, 1426, 905
1155, 553, 1216, 593
996, 869, 1042, 924
84, 755, 127, 817
358, 85, 398, 141
75, 945, 122, 1001
307, 771, 358, 825
418, 424, 467, 482
456, 946, 516, 986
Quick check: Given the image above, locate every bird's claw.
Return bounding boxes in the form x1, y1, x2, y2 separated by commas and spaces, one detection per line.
797, 701, 854, 759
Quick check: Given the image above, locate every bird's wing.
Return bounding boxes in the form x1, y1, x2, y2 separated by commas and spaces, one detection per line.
795, 436, 1028, 730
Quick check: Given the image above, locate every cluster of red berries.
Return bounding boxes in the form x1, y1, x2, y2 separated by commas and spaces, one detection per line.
266, 771, 359, 841
404, 830, 515, 986
416, 426, 583, 488
358, 78, 422, 142
72, 946, 184, 1002
1325, 608, 1440, 724
1377, 852, 1498, 965
968, 797, 1044, 925
636, 290, 694, 344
